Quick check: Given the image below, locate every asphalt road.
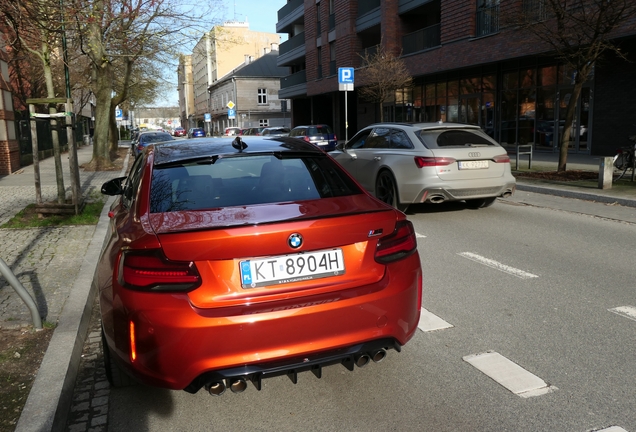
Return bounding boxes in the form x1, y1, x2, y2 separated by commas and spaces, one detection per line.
105, 193, 636, 432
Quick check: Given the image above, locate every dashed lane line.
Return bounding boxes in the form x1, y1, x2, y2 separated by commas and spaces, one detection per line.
463, 351, 556, 398
458, 252, 539, 279
418, 308, 454, 332
608, 306, 636, 322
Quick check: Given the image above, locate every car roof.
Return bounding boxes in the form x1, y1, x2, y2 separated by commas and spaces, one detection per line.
152, 136, 325, 166
363, 122, 483, 131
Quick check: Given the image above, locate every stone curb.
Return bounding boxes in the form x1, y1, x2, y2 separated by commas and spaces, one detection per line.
516, 183, 636, 208
15, 156, 128, 432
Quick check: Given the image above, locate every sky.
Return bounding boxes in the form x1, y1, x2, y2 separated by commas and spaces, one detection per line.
159, 0, 287, 106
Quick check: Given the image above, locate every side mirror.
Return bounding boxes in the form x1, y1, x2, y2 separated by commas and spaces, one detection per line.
336, 141, 346, 152
101, 176, 127, 196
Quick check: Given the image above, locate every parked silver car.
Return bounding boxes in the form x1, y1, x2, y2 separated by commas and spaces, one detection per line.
331, 122, 516, 210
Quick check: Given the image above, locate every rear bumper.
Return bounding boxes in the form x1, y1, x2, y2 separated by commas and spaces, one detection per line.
103, 255, 422, 391
415, 181, 516, 203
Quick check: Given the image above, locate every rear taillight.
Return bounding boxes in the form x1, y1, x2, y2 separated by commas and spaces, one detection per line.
375, 220, 418, 264
414, 156, 456, 168
492, 154, 511, 164
119, 250, 201, 292
333, 134, 337, 141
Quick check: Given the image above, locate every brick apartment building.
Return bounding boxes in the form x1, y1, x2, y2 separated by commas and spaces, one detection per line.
276, 0, 636, 156
0, 40, 19, 175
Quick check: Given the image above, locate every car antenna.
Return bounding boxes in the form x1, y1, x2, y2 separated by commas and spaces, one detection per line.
232, 137, 248, 152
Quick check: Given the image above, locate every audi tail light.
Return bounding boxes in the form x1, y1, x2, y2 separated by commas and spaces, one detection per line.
375, 220, 418, 264
414, 156, 456, 168
119, 250, 201, 292
492, 154, 511, 164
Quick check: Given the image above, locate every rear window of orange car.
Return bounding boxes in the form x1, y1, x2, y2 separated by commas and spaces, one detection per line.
149, 155, 362, 212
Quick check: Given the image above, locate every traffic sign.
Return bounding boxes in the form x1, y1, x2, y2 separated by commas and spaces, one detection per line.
204, 113, 211, 122
227, 101, 235, 109
115, 109, 123, 119
228, 108, 236, 119
338, 67, 354, 91
338, 67, 354, 84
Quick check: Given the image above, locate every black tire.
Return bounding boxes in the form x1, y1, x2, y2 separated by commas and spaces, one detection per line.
375, 171, 407, 211
465, 197, 497, 209
101, 327, 135, 388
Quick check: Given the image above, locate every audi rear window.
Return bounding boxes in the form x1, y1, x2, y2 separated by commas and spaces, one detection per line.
417, 129, 497, 148
150, 154, 363, 213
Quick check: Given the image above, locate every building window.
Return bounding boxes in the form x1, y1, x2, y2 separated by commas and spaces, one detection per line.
328, 0, 335, 30
259, 119, 269, 127
317, 47, 323, 79
523, 0, 548, 22
258, 88, 267, 104
476, 0, 500, 37
316, 3, 321, 35
329, 42, 336, 76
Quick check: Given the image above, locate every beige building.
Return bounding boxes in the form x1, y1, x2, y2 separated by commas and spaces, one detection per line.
190, 21, 280, 131
208, 50, 290, 135
177, 55, 194, 130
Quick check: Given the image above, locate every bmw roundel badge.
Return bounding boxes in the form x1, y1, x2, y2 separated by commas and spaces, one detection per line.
288, 233, 303, 249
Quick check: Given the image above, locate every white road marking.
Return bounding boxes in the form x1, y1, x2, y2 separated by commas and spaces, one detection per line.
458, 252, 539, 279
418, 308, 453, 332
596, 427, 628, 432
463, 351, 555, 398
608, 306, 636, 322
416, 232, 426, 238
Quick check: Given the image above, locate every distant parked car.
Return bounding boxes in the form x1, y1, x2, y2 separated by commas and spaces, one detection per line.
288, 125, 337, 152
242, 127, 265, 136
224, 127, 242, 136
132, 131, 174, 157
261, 127, 290, 137
330, 122, 516, 210
188, 128, 205, 138
173, 127, 186, 137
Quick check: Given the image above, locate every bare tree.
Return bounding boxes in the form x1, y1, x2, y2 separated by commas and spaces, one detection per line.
505, 0, 636, 171
357, 44, 413, 122
67, 0, 222, 169
1, 0, 71, 204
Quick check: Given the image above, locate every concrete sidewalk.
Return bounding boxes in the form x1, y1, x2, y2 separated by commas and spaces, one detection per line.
2, 145, 635, 432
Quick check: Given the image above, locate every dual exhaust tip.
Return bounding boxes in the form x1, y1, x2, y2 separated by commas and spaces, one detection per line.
205, 348, 387, 396
206, 377, 248, 396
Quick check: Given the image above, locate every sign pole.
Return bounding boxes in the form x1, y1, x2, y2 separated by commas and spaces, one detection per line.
345, 90, 348, 142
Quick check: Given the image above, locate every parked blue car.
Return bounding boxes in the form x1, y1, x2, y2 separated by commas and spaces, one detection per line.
132, 131, 174, 157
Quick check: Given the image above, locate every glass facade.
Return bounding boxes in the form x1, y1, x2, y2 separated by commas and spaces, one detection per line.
386, 62, 592, 153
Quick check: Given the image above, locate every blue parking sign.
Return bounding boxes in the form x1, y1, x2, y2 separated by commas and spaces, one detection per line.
338, 67, 354, 84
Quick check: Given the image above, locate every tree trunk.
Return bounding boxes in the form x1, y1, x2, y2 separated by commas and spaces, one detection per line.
109, 100, 119, 154
41, 37, 66, 204
558, 79, 584, 171
91, 65, 114, 169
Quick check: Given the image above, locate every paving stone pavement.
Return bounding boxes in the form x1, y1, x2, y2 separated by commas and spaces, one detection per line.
64, 296, 109, 432
0, 144, 127, 328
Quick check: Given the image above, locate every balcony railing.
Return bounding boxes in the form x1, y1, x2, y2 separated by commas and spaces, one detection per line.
280, 70, 307, 89
402, 23, 441, 55
476, 4, 500, 37
279, 31, 305, 56
358, 0, 381, 17
278, 0, 303, 21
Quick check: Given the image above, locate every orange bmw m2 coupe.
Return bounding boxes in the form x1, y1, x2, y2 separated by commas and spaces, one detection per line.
97, 136, 422, 395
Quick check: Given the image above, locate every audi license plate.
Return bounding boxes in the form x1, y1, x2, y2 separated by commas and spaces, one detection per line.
458, 160, 489, 170
240, 249, 345, 288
